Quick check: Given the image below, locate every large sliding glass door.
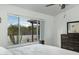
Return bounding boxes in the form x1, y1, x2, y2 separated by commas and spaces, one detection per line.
8, 15, 40, 46
8, 15, 19, 45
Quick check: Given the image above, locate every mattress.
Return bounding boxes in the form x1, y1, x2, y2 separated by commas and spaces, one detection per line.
8, 44, 79, 55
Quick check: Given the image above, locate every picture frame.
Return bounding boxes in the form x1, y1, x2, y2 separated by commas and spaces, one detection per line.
0, 17, 1, 23
67, 21, 79, 33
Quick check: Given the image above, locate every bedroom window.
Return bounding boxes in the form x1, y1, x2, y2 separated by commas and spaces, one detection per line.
8, 15, 40, 45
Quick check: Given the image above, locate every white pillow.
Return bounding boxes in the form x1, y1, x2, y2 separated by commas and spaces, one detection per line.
0, 47, 13, 55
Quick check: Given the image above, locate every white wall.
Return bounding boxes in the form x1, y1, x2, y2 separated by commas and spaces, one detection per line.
44, 18, 56, 46
54, 5, 79, 47
0, 5, 54, 47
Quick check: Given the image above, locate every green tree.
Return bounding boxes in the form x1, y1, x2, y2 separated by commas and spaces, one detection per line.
8, 25, 37, 44
8, 25, 19, 44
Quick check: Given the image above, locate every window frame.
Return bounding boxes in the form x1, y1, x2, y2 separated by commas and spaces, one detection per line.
7, 14, 41, 46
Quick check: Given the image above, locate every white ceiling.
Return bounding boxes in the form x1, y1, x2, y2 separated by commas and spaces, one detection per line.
12, 4, 77, 16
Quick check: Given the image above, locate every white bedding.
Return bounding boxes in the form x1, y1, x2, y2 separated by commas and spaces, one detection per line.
0, 47, 13, 55
8, 44, 79, 55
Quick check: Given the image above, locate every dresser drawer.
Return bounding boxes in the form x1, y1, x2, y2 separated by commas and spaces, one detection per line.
61, 45, 75, 51
61, 34, 79, 52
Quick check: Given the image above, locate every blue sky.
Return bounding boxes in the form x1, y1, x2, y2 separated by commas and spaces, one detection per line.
8, 15, 32, 27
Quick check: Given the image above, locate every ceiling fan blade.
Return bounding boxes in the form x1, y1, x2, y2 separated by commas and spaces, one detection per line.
61, 4, 65, 9
46, 4, 55, 7
46, 4, 66, 10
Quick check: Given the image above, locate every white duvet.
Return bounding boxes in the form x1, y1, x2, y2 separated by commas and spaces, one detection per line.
0, 47, 13, 55
8, 44, 79, 55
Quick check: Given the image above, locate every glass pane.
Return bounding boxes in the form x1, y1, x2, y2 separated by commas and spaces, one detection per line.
33, 22, 38, 41
38, 21, 40, 40
68, 23, 79, 33
8, 15, 19, 45
8, 15, 40, 46
19, 17, 39, 43
19, 17, 32, 43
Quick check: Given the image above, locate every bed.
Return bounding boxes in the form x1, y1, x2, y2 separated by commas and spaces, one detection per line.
7, 44, 79, 55
0, 47, 13, 55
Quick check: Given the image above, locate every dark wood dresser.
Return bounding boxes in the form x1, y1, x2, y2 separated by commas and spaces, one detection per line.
61, 33, 79, 52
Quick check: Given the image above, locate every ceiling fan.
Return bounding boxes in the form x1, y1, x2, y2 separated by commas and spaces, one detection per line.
46, 4, 66, 9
